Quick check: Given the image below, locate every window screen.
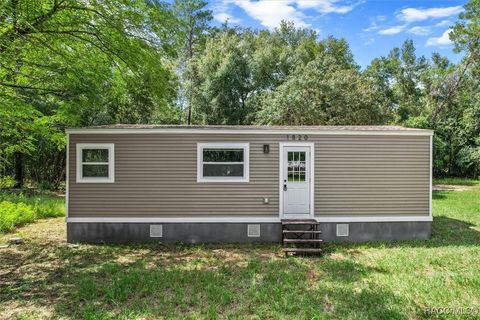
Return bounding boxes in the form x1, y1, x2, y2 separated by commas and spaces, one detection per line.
81, 148, 110, 178
197, 143, 249, 182
203, 148, 244, 177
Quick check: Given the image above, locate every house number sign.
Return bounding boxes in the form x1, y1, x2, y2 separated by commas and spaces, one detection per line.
287, 134, 308, 140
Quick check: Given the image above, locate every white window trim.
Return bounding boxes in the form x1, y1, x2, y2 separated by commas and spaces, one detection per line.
197, 143, 249, 183
76, 143, 115, 183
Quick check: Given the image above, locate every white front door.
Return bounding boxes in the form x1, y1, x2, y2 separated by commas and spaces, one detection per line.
283, 146, 311, 215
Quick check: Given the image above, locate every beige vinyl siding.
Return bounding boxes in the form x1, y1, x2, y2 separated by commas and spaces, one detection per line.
68, 133, 430, 218
314, 136, 430, 216
69, 134, 280, 217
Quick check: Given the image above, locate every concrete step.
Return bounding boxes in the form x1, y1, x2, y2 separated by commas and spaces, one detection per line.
281, 219, 319, 225
283, 248, 323, 255
283, 239, 323, 243
282, 230, 322, 234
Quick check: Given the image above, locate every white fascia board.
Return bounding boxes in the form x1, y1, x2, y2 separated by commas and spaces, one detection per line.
429, 135, 433, 218
65, 134, 69, 219
66, 128, 434, 136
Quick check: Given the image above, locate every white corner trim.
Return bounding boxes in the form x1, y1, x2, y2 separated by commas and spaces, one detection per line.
66, 128, 434, 136
76, 143, 115, 183
429, 135, 433, 219
279, 142, 315, 219
196, 142, 249, 183
65, 134, 69, 219
316, 215, 433, 222
66, 215, 432, 223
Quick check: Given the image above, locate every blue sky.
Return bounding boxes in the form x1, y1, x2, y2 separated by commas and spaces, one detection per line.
207, 0, 467, 67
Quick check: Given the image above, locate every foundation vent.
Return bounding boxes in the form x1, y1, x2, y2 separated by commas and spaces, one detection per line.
150, 224, 163, 238
336, 224, 349, 237
247, 224, 261, 237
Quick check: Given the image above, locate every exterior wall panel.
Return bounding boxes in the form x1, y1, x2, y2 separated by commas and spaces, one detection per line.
69, 134, 280, 217
68, 133, 430, 218
314, 136, 430, 216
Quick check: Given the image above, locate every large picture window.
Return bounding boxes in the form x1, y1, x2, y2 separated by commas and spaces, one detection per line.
197, 143, 249, 182
76, 143, 115, 183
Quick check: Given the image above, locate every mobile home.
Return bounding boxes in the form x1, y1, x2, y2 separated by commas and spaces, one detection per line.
66, 125, 432, 243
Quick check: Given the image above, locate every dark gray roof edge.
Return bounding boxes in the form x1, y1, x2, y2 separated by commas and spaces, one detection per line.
66, 124, 433, 133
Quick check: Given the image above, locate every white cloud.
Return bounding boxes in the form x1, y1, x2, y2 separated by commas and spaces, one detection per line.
228, 0, 358, 30
212, 1, 242, 24
296, 0, 355, 14
365, 6, 460, 38
398, 6, 463, 22
214, 12, 241, 24
233, 0, 310, 29
365, 37, 375, 45
426, 29, 453, 47
408, 26, 431, 36
436, 19, 452, 27
363, 21, 379, 32
378, 25, 405, 35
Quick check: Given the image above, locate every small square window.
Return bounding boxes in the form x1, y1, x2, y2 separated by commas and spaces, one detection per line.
76, 143, 114, 183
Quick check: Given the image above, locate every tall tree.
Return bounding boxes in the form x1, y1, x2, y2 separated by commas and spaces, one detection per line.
365, 40, 428, 123
0, 0, 179, 187
191, 29, 256, 124
173, 0, 212, 124
431, 0, 480, 123
256, 53, 387, 125
432, 0, 480, 177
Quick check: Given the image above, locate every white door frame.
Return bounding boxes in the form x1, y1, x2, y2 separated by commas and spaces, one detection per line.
279, 142, 315, 219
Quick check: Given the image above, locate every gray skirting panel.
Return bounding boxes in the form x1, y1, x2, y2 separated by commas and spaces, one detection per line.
67, 221, 431, 244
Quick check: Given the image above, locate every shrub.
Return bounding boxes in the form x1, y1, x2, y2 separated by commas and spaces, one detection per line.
0, 176, 16, 190
0, 192, 64, 232
34, 197, 64, 219
0, 201, 36, 232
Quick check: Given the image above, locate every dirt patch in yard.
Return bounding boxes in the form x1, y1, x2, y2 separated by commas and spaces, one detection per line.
432, 184, 474, 191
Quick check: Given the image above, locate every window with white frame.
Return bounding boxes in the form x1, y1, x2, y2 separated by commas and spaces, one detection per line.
197, 143, 249, 182
76, 143, 114, 183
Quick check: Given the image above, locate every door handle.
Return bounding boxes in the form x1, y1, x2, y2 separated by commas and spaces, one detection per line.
283, 184, 287, 191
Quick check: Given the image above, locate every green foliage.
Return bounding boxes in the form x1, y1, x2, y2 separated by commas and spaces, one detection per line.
0, 0, 182, 187
173, 0, 213, 124
257, 55, 388, 125
365, 40, 429, 123
0, 201, 35, 232
0, 176, 16, 190
0, 0, 479, 183
0, 192, 64, 232
433, 177, 480, 186
190, 24, 388, 126
191, 29, 257, 124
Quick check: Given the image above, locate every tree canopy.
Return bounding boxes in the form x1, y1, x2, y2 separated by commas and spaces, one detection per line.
1, 0, 479, 188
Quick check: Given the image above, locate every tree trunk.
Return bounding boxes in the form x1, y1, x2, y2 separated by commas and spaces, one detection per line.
14, 152, 23, 188
186, 29, 194, 125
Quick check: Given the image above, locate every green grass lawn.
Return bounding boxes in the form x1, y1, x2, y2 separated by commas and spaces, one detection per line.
0, 183, 479, 319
